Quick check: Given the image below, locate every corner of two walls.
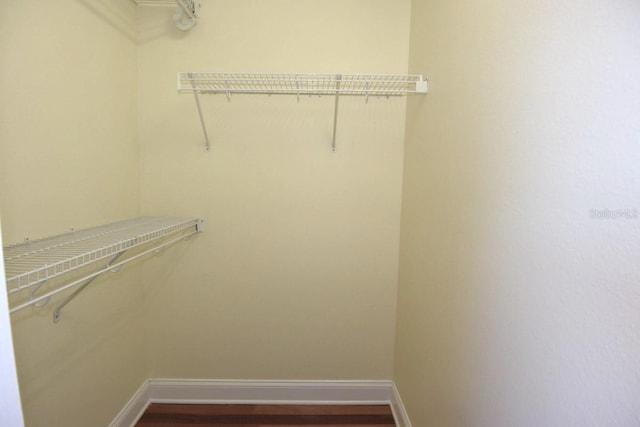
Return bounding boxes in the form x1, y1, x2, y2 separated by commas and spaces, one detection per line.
1, 0, 414, 425
396, 0, 640, 426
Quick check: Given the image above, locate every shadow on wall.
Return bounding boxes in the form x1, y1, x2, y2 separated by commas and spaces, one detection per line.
10, 269, 148, 426
76, 0, 196, 44
136, 2, 195, 45
75, 0, 138, 42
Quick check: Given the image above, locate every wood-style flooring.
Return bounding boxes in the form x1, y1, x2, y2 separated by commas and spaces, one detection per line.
135, 404, 396, 426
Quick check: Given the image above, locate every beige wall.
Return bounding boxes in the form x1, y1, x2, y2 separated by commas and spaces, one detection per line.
0, 1, 146, 426
396, 0, 640, 426
0, 1, 411, 425
8, 2, 636, 426
137, 0, 411, 380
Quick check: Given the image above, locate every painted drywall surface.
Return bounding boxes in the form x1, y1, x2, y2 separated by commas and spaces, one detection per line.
395, 1, 640, 426
0, 1, 146, 426
0, 1, 141, 242
137, 0, 410, 380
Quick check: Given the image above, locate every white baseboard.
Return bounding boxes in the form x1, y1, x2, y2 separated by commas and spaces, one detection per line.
390, 383, 413, 427
110, 379, 411, 427
108, 379, 151, 427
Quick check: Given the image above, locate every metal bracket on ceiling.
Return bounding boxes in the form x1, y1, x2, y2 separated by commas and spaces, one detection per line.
173, 0, 200, 31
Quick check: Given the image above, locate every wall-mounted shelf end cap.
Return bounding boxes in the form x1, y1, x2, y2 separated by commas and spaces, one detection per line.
416, 76, 429, 94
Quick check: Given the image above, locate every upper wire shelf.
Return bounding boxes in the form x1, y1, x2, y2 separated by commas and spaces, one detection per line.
178, 73, 429, 97
4, 217, 202, 318
178, 72, 428, 152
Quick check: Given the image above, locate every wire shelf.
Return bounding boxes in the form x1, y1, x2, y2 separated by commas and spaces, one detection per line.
4, 217, 200, 294
178, 73, 428, 97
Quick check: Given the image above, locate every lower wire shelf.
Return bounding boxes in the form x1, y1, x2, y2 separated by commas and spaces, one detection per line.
3, 216, 203, 322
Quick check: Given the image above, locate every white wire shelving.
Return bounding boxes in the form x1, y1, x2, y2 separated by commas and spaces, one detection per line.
4, 216, 203, 322
178, 73, 428, 97
177, 72, 429, 151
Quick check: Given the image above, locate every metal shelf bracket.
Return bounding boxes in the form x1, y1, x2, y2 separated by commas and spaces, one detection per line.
332, 74, 342, 152
53, 251, 127, 323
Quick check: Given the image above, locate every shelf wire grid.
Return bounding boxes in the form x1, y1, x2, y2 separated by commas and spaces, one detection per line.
179, 73, 426, 96
4, 217, 199, 293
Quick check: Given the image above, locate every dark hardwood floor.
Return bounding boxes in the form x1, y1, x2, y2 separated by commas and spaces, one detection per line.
135, 404, 396, 426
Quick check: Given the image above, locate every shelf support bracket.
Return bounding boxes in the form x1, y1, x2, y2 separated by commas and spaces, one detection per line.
53, 251, 127, 323
30, 280, 51, 308
331, 74, 342, 152
188, 72, 211, 151
193, 90, 211, 152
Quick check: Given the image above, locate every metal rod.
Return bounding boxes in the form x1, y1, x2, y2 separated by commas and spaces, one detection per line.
332, 74, 342, 152
193, 90, 211, 151
30, 281, 51, 308
52, 251, 127, 323
9, 229, 199, 315
176, 0, 196, 19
